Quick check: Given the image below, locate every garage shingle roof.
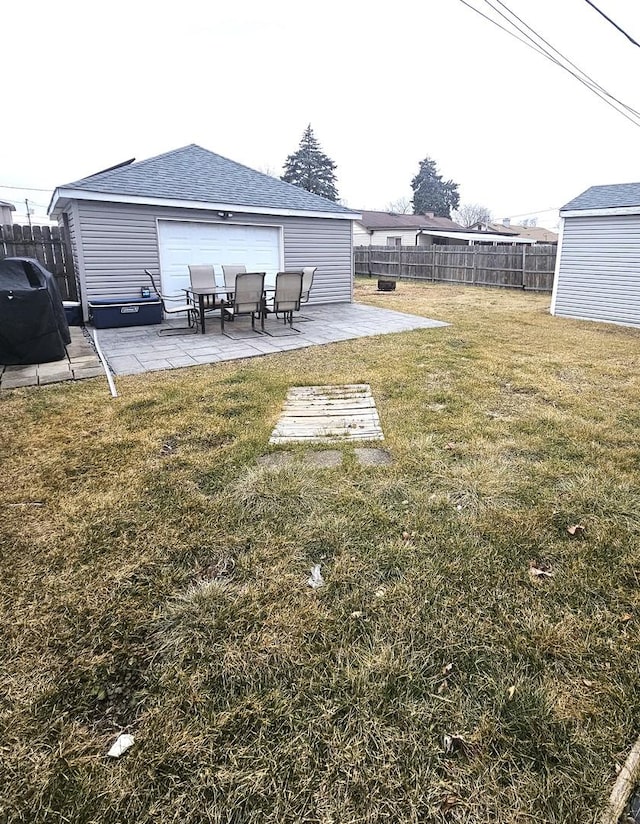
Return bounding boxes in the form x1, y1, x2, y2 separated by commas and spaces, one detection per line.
562, 182, 640, 211
58, 144, 357, 215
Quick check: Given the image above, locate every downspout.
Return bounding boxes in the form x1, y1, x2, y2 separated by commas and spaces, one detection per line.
416, 231, 422, 246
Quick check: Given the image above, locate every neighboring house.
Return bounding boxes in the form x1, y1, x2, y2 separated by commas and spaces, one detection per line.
354, 211, 468, 246
354, 211, 536, 246
551, 182, 640, 328
0, 200, 15, 225
48, 144, 360, 320
470, 220, 558, 244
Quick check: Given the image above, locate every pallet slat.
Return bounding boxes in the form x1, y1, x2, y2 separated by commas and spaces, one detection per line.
270, 384, 384, 443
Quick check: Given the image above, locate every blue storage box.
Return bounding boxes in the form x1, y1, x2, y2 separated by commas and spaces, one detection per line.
89, 296, 162, 328
63, 301, 82, 326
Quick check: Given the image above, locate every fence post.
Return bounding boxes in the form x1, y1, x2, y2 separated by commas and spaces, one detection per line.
521, 245, 527, 289
472, 245, 478, 285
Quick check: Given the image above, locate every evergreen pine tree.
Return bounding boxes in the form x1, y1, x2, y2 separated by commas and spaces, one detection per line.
411, 157, 460, 218
282, 125, 339, 202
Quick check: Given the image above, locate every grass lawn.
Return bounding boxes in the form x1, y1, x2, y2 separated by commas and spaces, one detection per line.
1, 279, 639, 823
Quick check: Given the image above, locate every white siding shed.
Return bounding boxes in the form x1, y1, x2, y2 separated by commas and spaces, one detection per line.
552, 183, 640, 328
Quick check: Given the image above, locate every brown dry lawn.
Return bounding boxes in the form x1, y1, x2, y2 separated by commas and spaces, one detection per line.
1, 279, 639, 823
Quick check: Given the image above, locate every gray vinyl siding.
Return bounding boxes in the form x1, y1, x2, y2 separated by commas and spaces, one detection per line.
554, 214, 640, 328
72, 201, 353, 311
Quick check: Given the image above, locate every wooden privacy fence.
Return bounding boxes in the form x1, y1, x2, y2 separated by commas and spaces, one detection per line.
354, 244, 556, 292
0, 224, 78, 300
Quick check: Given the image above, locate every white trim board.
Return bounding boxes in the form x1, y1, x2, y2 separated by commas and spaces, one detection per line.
560, 205, 640, 218
549, 216, 564, 316
50, 187, 361, 221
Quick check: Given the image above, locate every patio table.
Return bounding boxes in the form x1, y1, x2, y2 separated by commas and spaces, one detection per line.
183, 286, 229, 334
184, 285, 277, 334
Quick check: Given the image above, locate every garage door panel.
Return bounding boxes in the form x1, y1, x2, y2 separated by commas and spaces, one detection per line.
158, 221, 281, 296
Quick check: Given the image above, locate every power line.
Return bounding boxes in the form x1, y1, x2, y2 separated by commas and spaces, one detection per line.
481, 0, 640, 124
489, 0, 640, 117
0, 183, 54, 192
583, 0, 640, 49
456, 0, 640, 128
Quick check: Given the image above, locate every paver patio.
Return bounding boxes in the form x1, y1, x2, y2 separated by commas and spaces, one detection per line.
96, 303, 448, 375
0, 328, 103, 390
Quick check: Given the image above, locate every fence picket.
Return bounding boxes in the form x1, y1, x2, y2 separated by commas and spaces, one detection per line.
0, 223, 78, 300
354, 244, 555, 292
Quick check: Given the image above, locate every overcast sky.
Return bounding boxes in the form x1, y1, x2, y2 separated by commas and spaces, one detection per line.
2, 0, 639, 227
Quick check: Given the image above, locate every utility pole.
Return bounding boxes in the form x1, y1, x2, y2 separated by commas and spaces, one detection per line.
24, 198, 32, 229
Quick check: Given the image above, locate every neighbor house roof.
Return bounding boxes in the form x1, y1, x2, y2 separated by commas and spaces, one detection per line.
561, 182, 640, 212
49, 144, 359, 219
356, 210, 465, 232
470, 221, 520, 235
0, 200, 16, 211
511, 225, 558, 243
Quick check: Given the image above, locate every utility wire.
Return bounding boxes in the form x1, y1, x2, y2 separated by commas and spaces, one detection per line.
456, 0, 640, 128
583, 0, 640, 49
490, 0, 640, 117
0, 184, 54, 192
481, 0, 640, 123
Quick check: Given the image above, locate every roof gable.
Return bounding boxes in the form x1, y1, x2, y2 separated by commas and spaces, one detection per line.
562, 182, 640, 212
55, 144, 357, 216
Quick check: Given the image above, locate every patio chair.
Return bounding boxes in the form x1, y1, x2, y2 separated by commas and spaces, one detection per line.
145, 270, 199, 334
296, 266, 317, 321
301, 267, 317, 303
220, 272, 265, 336
188, 264, 216, 290
263, 271, 303, 334
221, 264, 246, 299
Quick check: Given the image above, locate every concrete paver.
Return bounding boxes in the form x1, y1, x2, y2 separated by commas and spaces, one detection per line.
15, 304, 448, 380
0, 327, 102, 390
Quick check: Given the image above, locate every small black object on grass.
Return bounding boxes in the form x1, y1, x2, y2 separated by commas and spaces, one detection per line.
377, 278, 396, 292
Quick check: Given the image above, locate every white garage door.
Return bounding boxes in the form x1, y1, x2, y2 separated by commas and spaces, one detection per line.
158, 220, 282, 297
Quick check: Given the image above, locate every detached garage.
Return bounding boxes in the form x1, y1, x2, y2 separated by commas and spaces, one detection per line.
48, 144, 359, 320
552, 182, 640, 328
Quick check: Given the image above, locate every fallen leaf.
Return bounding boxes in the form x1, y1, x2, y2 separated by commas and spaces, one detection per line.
583, 679, 594, 687
444, 442, 456, 450
440, 794, 459, 812
374, 588, 386, 598
441, 662, 454, 676
507, 685, 516, 700
443, 733, 468, 755
566, 523, 585, 536
620, 613, 633, 623
529, 563, 554, 581
350, 610, 363, 619
437, 680, 449, 694
402, 531, 411, 540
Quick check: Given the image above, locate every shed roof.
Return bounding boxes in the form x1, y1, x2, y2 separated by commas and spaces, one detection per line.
561, 182, 640, 212
356, 210, 465, 232
0, 200, 16, 211
422, 229, 536, 244
50, 144, 358, 218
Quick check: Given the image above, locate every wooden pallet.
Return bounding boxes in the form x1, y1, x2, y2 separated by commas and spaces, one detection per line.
269, 384, 384, 443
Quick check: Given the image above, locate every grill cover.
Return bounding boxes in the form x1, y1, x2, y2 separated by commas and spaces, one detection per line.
0, 257, 71, 365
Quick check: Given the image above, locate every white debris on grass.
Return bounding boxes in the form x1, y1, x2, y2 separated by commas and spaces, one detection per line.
107, 733, 135, 758
307, 565, 324, 589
